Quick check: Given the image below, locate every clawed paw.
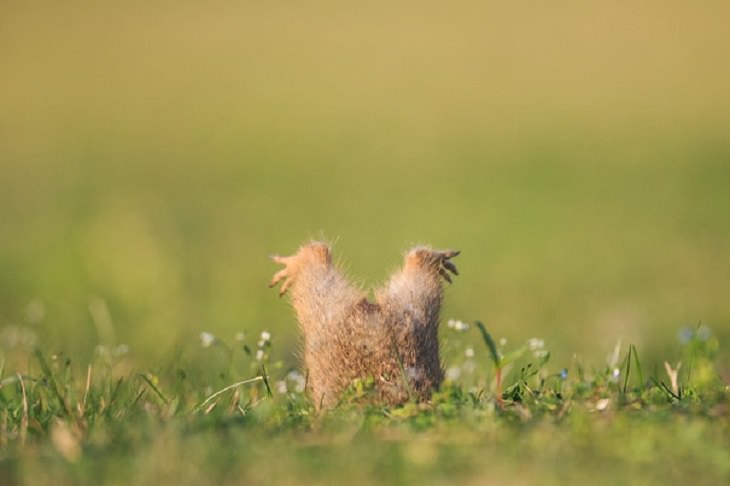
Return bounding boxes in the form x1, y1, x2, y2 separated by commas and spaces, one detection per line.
433, 249, 460, 283
269, 255, 294, 296
407, 248, 460, 283
269, 242, 332, 296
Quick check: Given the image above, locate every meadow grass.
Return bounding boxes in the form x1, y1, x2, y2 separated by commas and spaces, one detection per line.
0, 322, 728, 485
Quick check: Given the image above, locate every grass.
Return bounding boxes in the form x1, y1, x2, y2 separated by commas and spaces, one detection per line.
0, 322, 728, 485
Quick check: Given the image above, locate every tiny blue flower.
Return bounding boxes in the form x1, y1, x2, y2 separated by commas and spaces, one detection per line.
678, 327, 694, 344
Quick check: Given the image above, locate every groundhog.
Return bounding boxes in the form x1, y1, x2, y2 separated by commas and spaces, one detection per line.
269, 241, 459, 408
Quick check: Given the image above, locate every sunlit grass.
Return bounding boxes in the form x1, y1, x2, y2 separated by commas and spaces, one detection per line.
0, 322, 728, 484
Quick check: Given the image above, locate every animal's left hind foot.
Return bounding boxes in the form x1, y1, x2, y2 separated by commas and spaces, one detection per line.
269, 241, 332, 296
269, 255, 295, 296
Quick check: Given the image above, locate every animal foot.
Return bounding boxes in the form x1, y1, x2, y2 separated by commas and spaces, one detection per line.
406, 247, 460, 283
269, 241, 332, 296
269, 255, 295, 296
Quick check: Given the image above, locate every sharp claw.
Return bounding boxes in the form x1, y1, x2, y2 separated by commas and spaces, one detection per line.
438, 268, 453, 283
269, 269, 288, 288
442, 260, 458, 275
444, 250, 460, 259
271, 252, 296, 295
279, 279, 292, 296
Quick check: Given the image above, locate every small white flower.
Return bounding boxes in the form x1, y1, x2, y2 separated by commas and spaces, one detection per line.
499, 338, 507, 346
447, 319, 469, 332
235, 332, 245, 342
596, 398, 610, 411
609, 367, 621, 383
445, 366, 462, 381
200, 332, 216, 348
527, 338, 545, 351
95, 345, 111, 359
697, 326, 711, 341
465, 347, 475, 358
260, 331, 271, 342
533, 349, 548, 359
255, 349, 264, 361
275, 380, 288, 394
286, 370, 306, 393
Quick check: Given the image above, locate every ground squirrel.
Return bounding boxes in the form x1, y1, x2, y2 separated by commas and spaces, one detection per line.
269, 241, 459, 408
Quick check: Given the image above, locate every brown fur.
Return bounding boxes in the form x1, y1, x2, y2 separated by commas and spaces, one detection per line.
269, 241, 459, 408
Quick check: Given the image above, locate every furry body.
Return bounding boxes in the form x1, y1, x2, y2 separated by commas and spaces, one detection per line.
270, 241, 458, 408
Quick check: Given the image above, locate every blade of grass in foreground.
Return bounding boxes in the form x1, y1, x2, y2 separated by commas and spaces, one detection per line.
193, 376, 264, 412
261, 364, 273, 399
475, 321, 501, 368
475, 321, 504, 407
631, 344, 644, 390
34, 350, 76, 424
140, 374, 170, 404
650, 376, 681, 401
623, 345, 632, 395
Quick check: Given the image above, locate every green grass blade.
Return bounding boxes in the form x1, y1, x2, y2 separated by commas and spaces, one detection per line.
140, 374, 170, 404
34, 350, 75, 422
650, 376, 680, 401
260, 364, 273, 399
622, 345, 632, 395
631, 345, 644, 391
108, 377, 124, 409
475, 321, 501, 368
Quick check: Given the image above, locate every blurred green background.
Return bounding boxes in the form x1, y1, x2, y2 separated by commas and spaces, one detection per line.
1, 1, 729, 371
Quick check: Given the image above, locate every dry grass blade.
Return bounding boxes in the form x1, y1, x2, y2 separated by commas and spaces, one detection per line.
80, 364, 92, 417
193, 376, 264, 412
17, 373, 28, 447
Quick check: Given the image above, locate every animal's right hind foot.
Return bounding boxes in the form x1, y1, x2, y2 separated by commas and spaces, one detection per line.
405, 247, 460, 283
